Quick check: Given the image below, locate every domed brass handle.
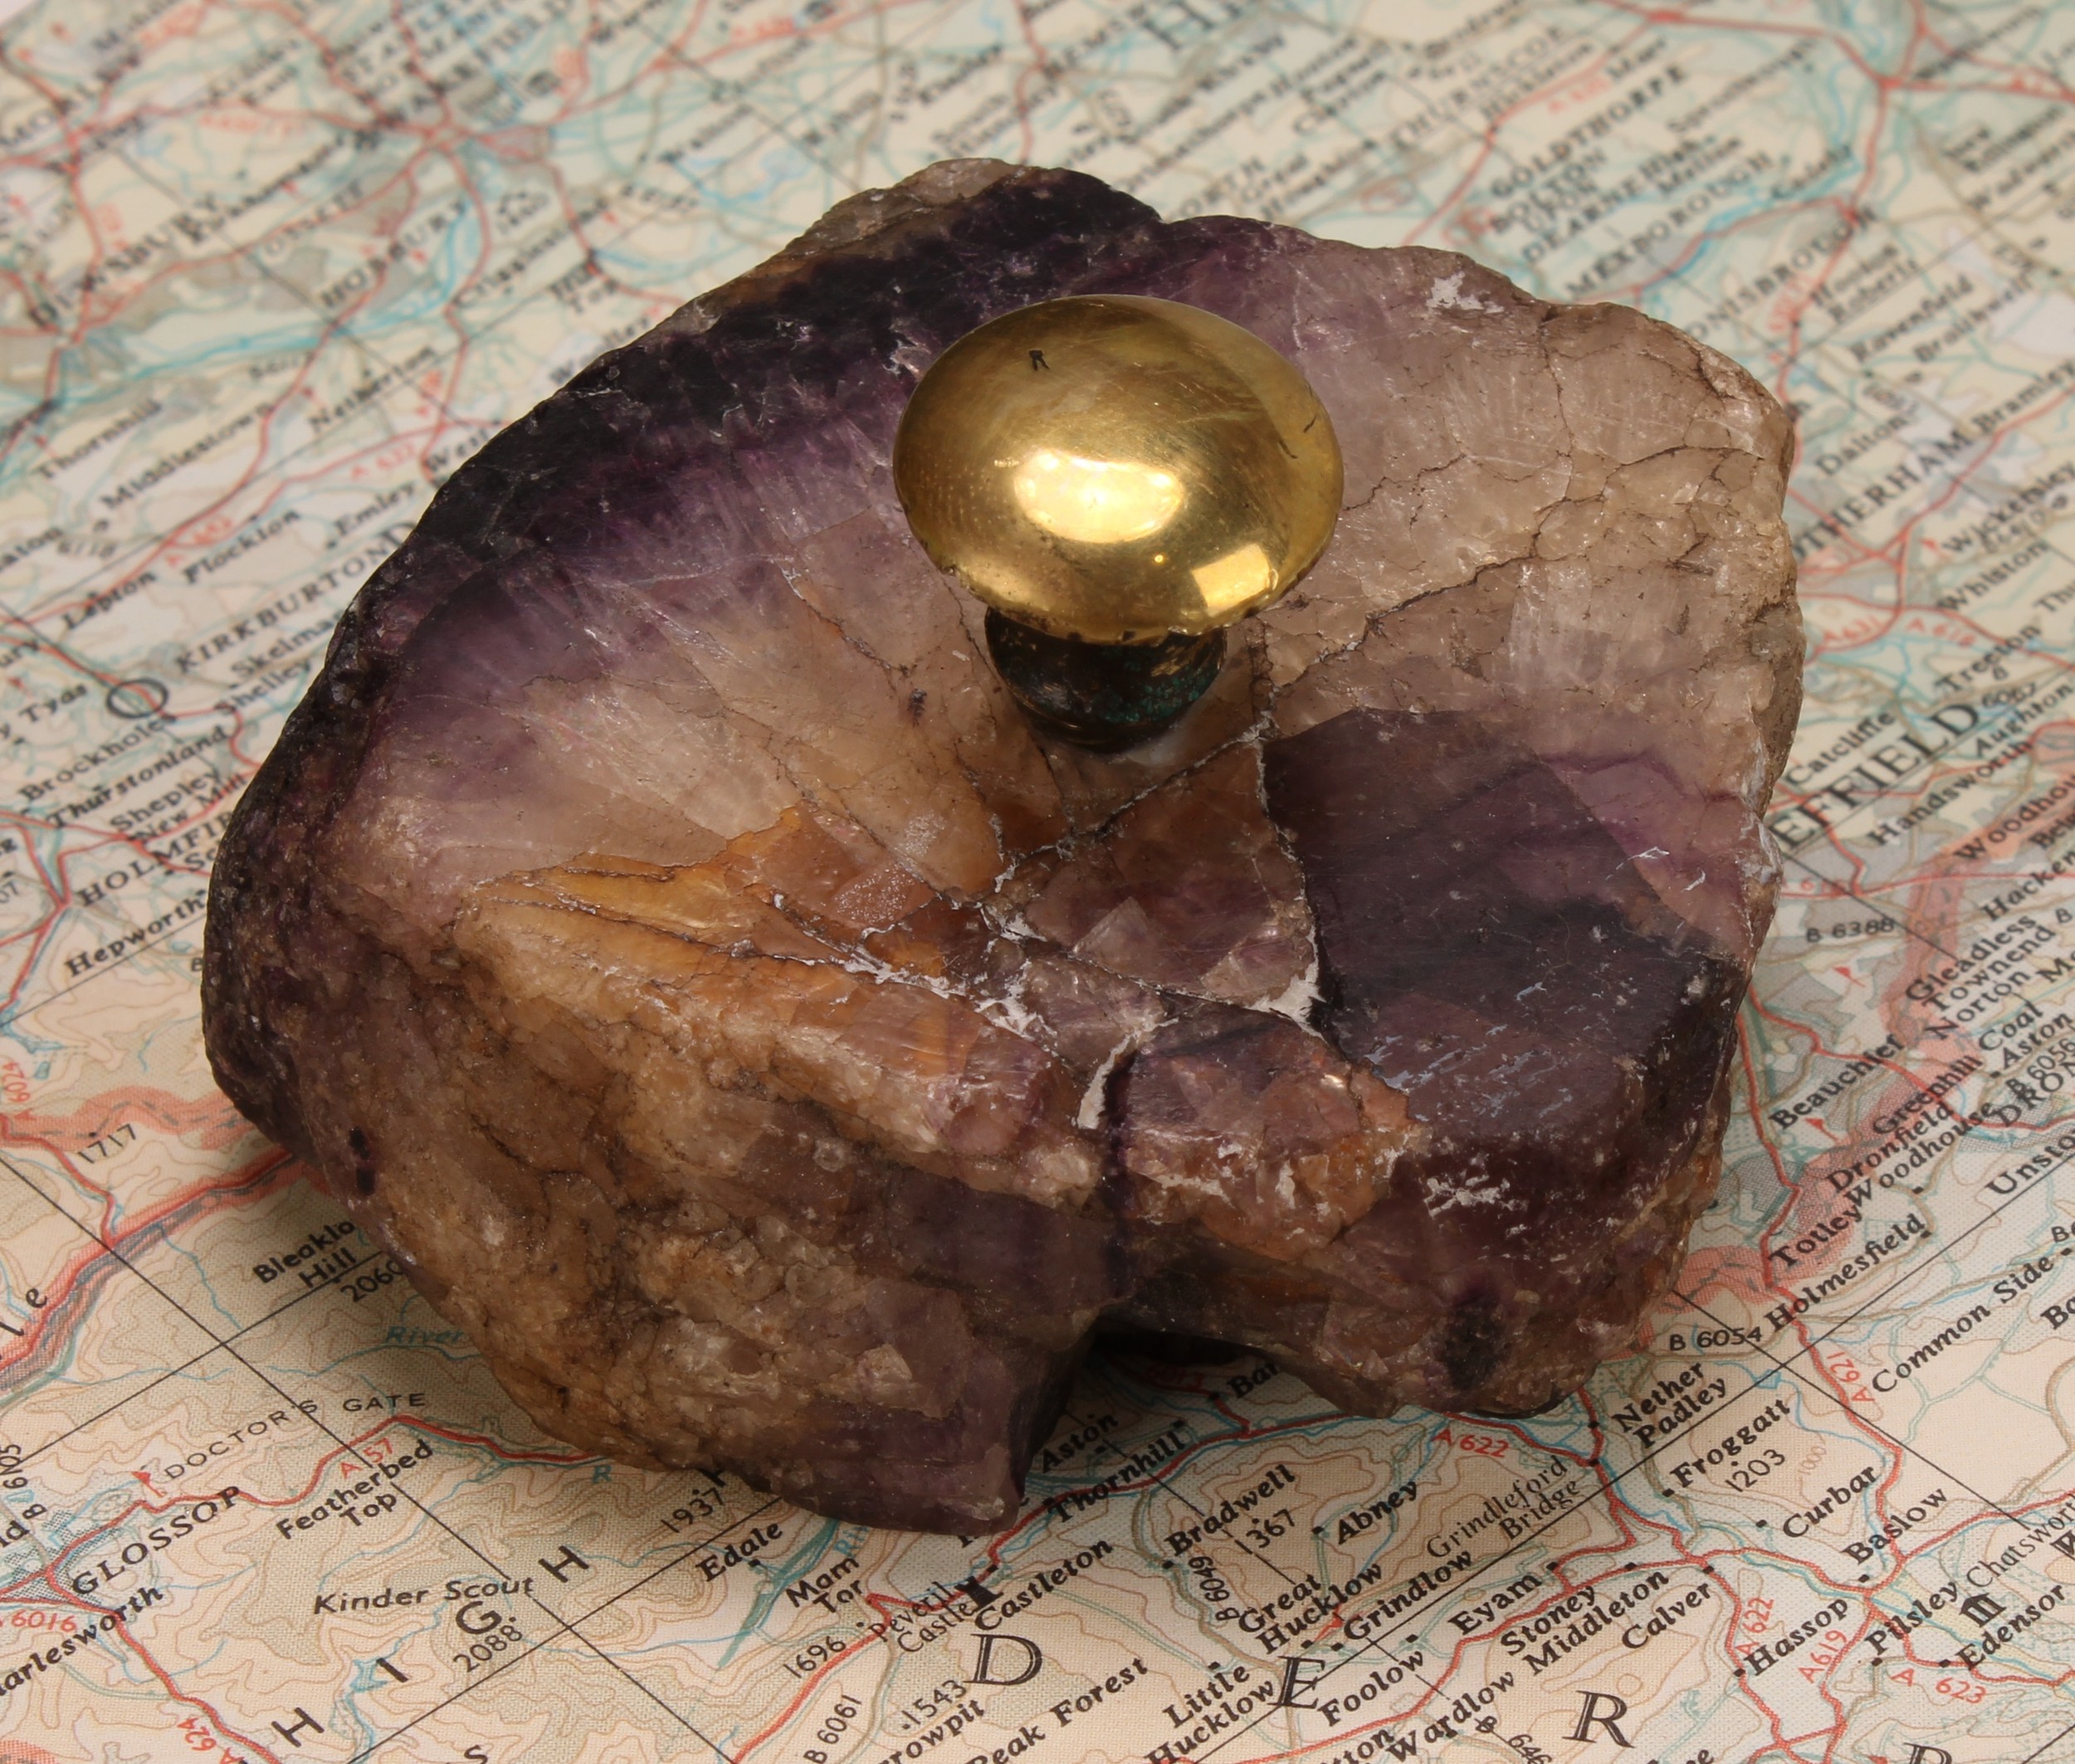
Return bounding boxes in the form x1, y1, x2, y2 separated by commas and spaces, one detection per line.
894, 295, 1343, 750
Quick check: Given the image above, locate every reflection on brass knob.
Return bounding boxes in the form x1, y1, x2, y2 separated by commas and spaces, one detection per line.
895, 295, 1343, 647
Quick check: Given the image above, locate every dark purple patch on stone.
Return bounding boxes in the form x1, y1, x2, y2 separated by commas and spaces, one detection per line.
1264, 707, 1740, 1259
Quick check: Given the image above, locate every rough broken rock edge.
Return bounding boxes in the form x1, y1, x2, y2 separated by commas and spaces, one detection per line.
203, 160, 1801, 1533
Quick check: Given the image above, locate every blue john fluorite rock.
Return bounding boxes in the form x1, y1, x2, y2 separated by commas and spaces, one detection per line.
203, 161, 1800, 1532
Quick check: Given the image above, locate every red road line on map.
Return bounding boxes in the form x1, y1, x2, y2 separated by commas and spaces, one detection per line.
1405, 22, 1656, 253
344, 1416, 594, 1469
30, 408, 440, 633
0, 1478, 287, 1763
740, 1415, 1306, 1755
1, 1411, 583, 1614
1784, 385, 2075, 627
0, 1146, 288, 1378
732, 1656, 847, 1762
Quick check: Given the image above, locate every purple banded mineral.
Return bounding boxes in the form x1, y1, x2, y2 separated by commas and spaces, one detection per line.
203, 160, 1800, 1532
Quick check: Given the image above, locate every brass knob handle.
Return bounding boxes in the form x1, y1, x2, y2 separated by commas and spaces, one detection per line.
894, 295, 1342, 748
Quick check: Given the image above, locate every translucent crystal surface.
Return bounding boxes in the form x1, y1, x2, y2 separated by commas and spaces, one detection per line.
203, 161, 1800, 1532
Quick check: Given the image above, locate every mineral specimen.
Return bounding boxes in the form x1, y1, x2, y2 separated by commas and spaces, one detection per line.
203, 160, 1801, 1533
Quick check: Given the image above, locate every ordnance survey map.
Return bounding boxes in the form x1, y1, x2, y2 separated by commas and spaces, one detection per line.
0, 0, 2073, 1759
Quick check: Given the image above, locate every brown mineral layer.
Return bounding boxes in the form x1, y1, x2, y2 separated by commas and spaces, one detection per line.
203, 161, 1801, 1532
